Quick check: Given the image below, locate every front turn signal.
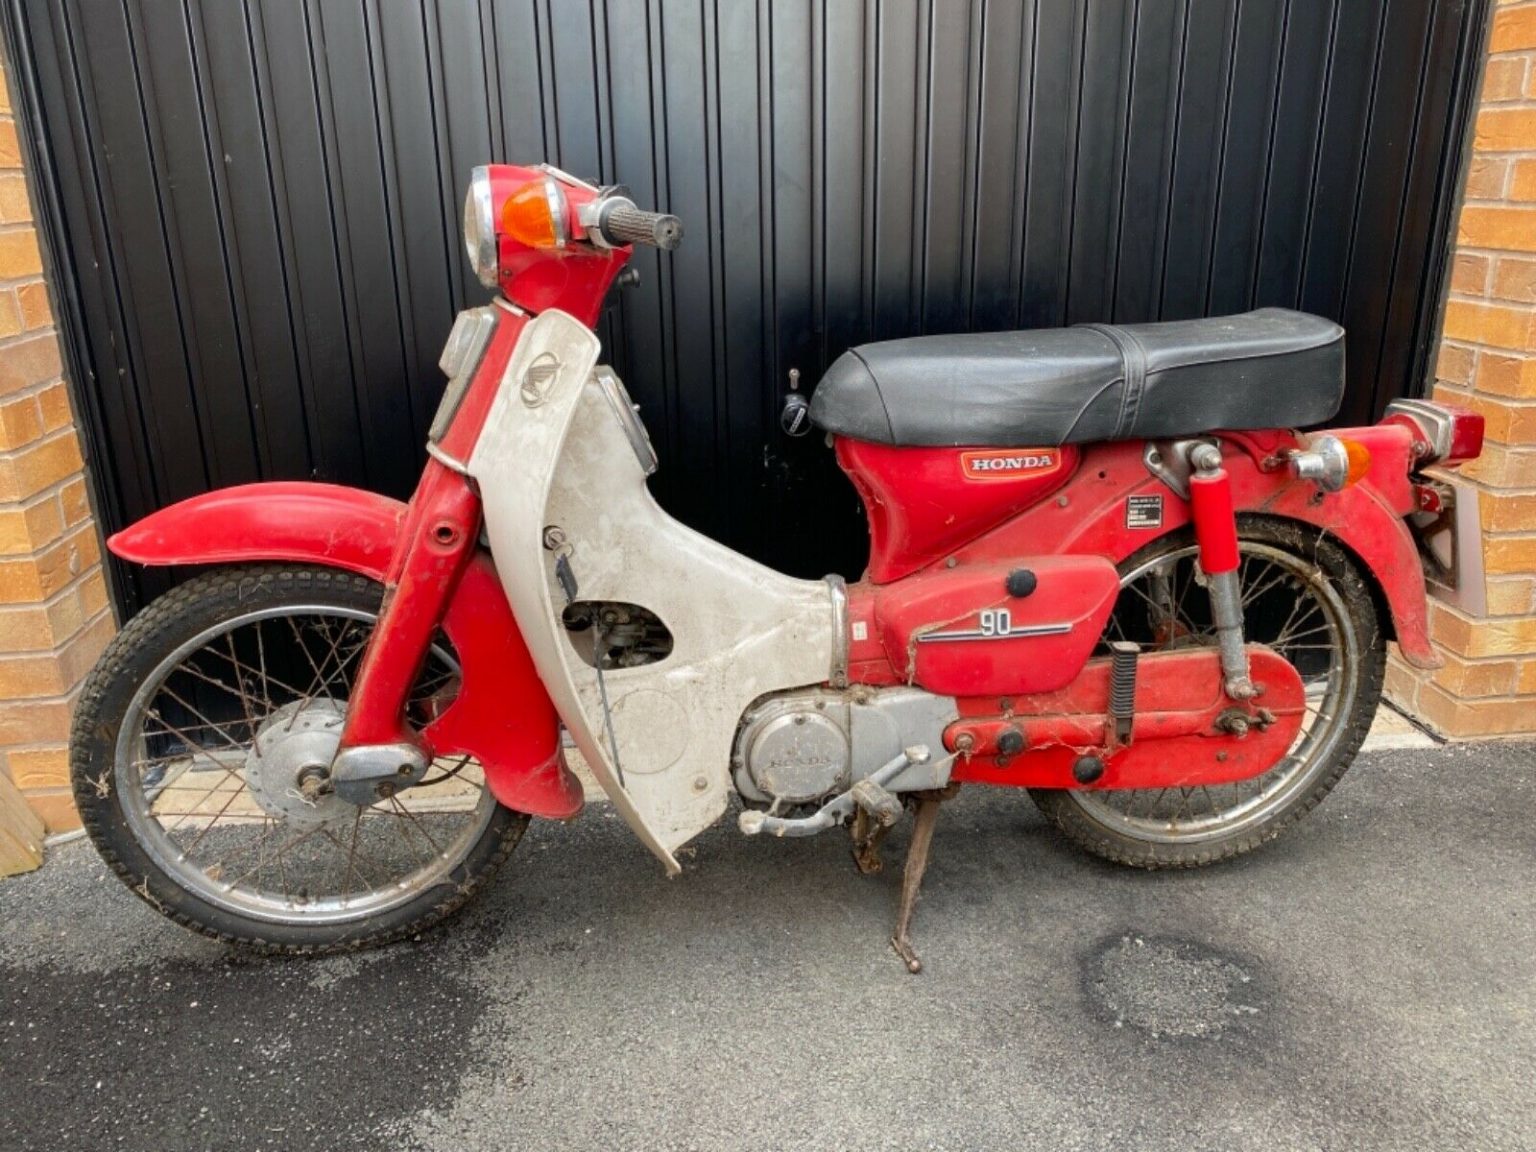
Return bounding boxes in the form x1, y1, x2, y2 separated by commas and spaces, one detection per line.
502, 176, 568, 250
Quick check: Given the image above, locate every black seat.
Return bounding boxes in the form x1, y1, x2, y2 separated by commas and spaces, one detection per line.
808, 308, 1345, 447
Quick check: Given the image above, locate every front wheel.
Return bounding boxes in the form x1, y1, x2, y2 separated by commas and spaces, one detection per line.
70, 564, 528, 953
1029, 516, 1385, 868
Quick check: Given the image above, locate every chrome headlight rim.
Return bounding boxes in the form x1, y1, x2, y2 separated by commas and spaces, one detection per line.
464, 166, 498, 289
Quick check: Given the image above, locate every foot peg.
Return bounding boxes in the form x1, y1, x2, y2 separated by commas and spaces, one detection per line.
851, 779, 902, 826
738, 746, 929, 838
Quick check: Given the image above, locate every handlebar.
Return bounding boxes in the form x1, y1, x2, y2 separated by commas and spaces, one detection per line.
590, 198, 684, 251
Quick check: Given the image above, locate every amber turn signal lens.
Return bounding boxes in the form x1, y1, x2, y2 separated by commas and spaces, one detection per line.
1341, 438, 1372, 487
501, 177, 567, 250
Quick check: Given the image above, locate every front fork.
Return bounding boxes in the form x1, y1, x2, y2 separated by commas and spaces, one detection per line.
328, 459, 482, 805
1186, 442, 1255, 701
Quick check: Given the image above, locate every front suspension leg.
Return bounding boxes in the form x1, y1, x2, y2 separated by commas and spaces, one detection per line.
891, 784, 959, 974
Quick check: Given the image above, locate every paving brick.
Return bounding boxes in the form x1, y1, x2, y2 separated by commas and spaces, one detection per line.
1482, 55, 1529, 101
36, 382, 72, 434
1485, 574, 1536, 615
0, 227, 41, 279
16, 281, 50, 331
0, 651, 69, 698
1473, 352, 1536, 398
58, 475, 91, 527
0, 695, 73, 744
0, 120, 19, 169
1454, 253, 1492, 294
0, 173, 28, 224
1414, 680, 1536, 738
1461, 440, 1536, 487
0, 390, 43, 450
1480, 489, 1536, 531
1437, 341, 1476, 386
1430, 650, 1520, 697
1458, 205, 1536, 252
0, 288, 19, 339
1429, 600, 1536, 656
1466, 155, 1511, 199
1463, 392, 1536, 443
1442, 298, 1536, 350
1485, 534, 1536, 575
0, 334, 60, 396
1494, 255, 1536, 302
0, 496, 62, 558
1491, 4, 1536, 52
1509, 156, 1536, 201
0, 429, 83, 502
7, 746, 69, 791
23, 788, 79, 833
1520, 659, 1536, 695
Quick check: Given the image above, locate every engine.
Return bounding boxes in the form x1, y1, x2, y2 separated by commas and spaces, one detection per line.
731, 686, 957, 807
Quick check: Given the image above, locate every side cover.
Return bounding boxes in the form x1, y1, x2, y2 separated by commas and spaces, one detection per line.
469, 311, 835, 871
868, 556, 1120, 696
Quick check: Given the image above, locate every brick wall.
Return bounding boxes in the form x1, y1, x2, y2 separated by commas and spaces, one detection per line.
1386, 0, 1536, 737
0, 49, 113, 835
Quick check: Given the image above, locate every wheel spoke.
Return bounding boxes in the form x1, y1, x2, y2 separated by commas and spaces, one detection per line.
114, 600, 497, 929
1078, 537, 1360, 843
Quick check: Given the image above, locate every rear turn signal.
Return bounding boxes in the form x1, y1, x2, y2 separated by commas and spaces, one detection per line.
1342, 438, 1372, 487
1288, 434, 1363, 492
502, 177, 568, 250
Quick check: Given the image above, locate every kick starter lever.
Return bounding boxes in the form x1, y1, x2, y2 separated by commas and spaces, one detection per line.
737, 746, 931, 838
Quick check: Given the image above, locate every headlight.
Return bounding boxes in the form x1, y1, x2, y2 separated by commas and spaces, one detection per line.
464, 166, 498, 288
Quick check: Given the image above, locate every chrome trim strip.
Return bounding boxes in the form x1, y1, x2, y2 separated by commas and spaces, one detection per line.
825, 574, 849, 688
543, 176, 569, 248
425, 441, 470, 475
916, 622, 1073, 643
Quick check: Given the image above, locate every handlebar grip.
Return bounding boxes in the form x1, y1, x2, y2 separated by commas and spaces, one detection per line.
598, 201, 684, 251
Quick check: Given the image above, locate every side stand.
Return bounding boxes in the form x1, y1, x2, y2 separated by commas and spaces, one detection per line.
890, 784, 959, 974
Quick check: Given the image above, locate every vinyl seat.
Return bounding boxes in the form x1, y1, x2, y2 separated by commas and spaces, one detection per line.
808, 308, 1345, 447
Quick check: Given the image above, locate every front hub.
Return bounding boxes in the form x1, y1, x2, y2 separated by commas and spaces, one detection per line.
244, 700, 354, 829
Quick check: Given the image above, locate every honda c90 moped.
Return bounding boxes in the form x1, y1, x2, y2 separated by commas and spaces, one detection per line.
71, 164, 1482, 970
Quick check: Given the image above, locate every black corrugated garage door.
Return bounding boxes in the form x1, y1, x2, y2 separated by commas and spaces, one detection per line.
1, 0, 1489, 608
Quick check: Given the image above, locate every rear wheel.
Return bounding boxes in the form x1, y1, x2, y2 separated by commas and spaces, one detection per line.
70, 564, 527, 953
1028, 516, 1384, 868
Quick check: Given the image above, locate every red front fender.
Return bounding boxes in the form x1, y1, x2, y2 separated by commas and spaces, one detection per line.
110, 482, 580, 819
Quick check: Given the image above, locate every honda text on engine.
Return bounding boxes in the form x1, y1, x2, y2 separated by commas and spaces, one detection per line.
71, 164, 1483, 970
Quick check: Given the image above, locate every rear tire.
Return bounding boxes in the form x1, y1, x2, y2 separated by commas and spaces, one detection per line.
70, 564, 528, 954
1029, 516, 1384, 869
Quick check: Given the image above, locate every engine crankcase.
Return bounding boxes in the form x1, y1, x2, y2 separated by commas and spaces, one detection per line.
732, 686, 956, 806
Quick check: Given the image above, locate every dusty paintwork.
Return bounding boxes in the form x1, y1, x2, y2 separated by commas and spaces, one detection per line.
470, 311, 834, 871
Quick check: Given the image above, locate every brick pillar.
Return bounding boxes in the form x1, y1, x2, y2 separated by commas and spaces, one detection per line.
1386, 1, 1536, 737
0, 47, 114, 844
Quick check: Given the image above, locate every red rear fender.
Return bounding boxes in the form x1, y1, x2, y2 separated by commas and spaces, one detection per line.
108, 482, 576, 819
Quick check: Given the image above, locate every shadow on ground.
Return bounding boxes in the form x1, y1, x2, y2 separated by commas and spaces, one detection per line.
2, 742, 1533, 1151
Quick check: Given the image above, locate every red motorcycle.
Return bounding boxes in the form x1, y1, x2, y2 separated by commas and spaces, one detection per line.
70, 164, 1481, 970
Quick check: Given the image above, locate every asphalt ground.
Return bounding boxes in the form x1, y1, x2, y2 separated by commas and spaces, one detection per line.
1, 741, 1533, 1152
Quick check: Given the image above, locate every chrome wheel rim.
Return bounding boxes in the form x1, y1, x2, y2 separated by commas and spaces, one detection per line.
1070, 540, 1357, 844
115, 604, 497, 926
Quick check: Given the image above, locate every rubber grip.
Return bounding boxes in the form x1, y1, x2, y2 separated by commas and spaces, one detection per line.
601, 203, 684, 250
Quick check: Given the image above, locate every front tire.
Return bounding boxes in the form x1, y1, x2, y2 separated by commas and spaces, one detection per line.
70, 564, 528, 954
1029, 516, 1385, 869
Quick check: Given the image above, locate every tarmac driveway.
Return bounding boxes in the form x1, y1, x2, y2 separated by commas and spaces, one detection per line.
1, 741, 1533, 1151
